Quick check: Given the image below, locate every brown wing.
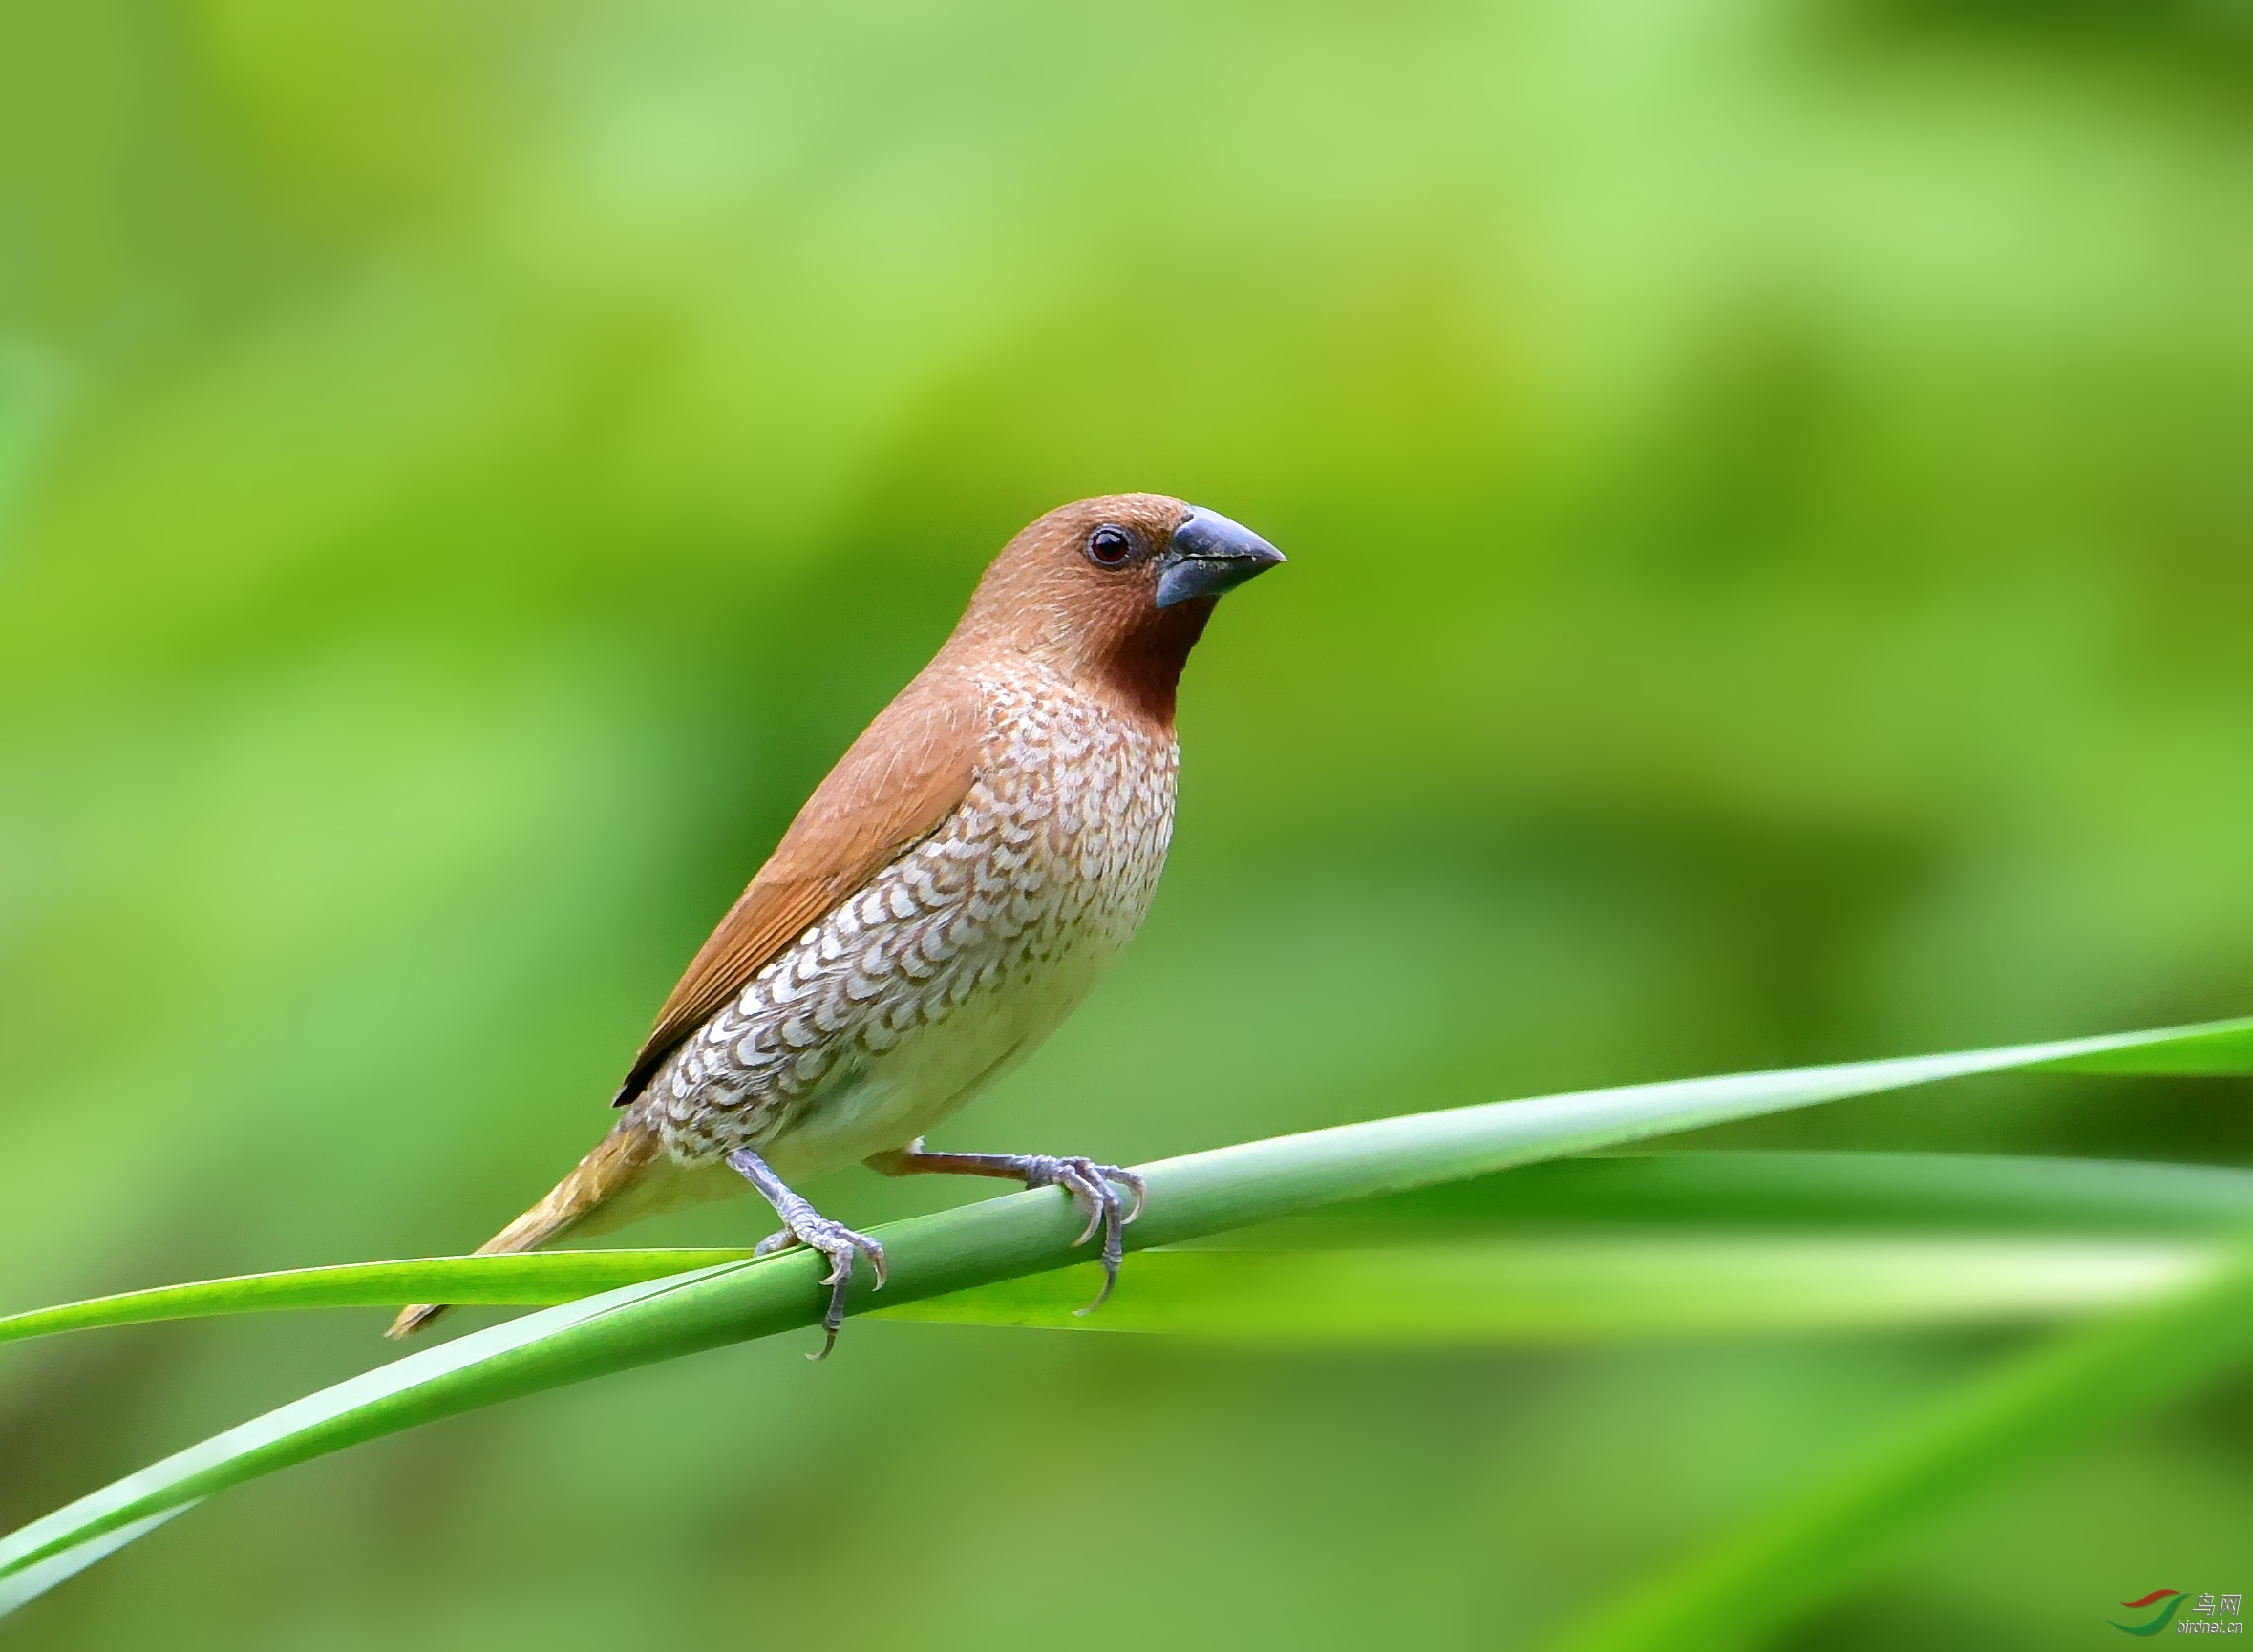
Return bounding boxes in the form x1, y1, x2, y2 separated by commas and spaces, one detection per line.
609, 668, 986, 1107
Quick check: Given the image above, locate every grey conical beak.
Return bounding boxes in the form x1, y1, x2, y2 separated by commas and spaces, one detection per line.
1156, 507, 1286, 608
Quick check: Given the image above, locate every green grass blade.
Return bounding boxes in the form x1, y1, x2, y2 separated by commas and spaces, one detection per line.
2042, 1018, 2253, 1074
0, 1251, 753, 1345
4, 1012, 2248, 1611
1557, 1239, 2253, 1651
878, 1236, 2213, 1341
1304, 1152, 2253, 1239
0, 1260, 760, 1601
14, 1154, 2250, 1352
0, 1510, 198, 1618
9, 1154, 2248, 1352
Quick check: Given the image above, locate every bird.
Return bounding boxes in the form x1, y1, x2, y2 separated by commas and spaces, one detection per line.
390, 494, 1284, 1355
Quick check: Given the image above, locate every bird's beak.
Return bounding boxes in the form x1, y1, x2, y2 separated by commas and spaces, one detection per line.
1156, 507, 1286, 608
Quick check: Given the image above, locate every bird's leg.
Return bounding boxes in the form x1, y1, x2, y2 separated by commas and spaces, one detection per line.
725, 1147, 886, 1360
864, 1139, 1145, 1313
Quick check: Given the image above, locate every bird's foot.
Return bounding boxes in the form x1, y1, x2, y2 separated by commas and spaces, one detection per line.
1012, 1155, 1145, 1313
729, 1147, 886, 1359
752, 1217, 887, 1359
861, 1140, 1147, 1314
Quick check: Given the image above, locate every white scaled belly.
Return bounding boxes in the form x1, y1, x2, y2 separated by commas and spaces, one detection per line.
754, 921, 1121, 1180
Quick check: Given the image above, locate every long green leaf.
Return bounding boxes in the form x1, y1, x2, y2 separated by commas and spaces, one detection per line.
0, 1511, 197, 1618
12, 1154, 2250, 1347
0, 1251, 752, 1345
4, 1014, 2248, 1610
1269, 1151, 2253, 1239
878, 1236, 2212, 1340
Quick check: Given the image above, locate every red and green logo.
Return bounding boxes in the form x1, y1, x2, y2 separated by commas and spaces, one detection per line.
2115, 1591, 2190, 1636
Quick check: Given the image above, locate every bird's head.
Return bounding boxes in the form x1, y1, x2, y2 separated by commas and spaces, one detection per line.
954, 493, 1285, 724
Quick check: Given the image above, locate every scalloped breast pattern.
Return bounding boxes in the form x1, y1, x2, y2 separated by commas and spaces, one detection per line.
643, 665, 1178, 1174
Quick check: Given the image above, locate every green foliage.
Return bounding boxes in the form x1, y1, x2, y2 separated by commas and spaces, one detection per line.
13, 1147, 2253, 1347
4, 1021, 2249, 1619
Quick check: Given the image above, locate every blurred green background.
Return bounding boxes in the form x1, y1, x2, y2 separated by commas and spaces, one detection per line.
4, 0, 2252, 1645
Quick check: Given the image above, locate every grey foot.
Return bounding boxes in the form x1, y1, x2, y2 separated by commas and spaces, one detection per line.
728, 1147, 887, 1359
862, 1140, 1147, 1314
752, 1218, 888, 1359
1015, 1155, 1145, 1313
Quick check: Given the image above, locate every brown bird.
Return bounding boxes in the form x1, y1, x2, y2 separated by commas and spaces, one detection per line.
391, 494, 1283, 1354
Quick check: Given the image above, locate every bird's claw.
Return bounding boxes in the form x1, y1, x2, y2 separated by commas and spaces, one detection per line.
755, 1216, 887, 1360
1016, 1156, 1144, 1315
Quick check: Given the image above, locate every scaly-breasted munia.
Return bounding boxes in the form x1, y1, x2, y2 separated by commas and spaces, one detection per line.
392, 495, 1283, 1353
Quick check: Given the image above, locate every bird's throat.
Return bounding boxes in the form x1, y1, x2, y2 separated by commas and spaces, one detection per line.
1091, 599, 1214, 729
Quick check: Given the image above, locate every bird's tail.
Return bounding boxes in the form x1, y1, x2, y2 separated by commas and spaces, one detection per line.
387, 1118, 666, 1339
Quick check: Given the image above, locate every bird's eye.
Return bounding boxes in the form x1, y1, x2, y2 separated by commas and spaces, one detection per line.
1086, 525, 1134, 567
